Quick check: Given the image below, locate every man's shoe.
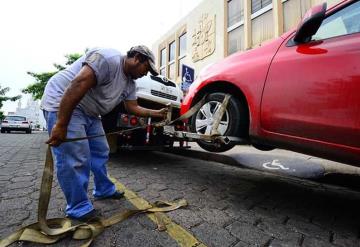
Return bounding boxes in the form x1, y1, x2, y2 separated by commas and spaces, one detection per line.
67, 209, 101, 223
94, 190, 125, 200
110, 190, 125, 199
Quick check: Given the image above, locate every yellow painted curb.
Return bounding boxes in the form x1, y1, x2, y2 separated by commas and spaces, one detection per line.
109, 176, 207, 247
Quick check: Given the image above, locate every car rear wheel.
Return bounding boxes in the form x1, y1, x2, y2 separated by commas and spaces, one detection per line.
190, 93, 248, 152
0, 129, 4, 133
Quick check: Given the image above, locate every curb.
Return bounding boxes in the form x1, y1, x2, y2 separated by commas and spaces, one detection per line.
162, 146, 360, 191
162, 147, 240, 167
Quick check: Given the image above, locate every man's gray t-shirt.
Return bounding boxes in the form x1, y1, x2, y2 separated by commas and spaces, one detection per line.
40, 48, 137, 117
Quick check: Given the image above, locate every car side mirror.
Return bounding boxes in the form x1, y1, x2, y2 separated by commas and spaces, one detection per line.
287, 2, 327, 46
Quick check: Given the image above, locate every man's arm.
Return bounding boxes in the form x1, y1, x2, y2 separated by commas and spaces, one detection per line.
46, 65, 96, 146
124, 100, 168, 118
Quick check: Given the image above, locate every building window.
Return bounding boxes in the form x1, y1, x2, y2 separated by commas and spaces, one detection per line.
159, 48, 166, 77
227, 0, 243, 28
228, 26, 244, 55
160, 48, 166, 67
227, 0, 244, 56
168, 63, 175, 80
167, 41, 176, 80
251, 0, 272, 14
178, 32, 187, 77
179, 33, 187, 57
168, 41, 175, 62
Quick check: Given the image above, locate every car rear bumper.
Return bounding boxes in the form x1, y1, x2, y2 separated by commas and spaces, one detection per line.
137, 92, 181, 108
1, 127, 31, 131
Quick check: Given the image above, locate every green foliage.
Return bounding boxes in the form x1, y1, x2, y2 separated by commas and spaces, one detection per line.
22, 71, 57, 100
65, 53, 83, 65
0, 85, 21, 120
22, 52, 83, 100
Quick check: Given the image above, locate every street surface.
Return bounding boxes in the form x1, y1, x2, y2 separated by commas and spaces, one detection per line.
0, 132, 360, 247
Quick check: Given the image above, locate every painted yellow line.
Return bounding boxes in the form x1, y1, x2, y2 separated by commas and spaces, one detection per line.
109, 176, 207, 247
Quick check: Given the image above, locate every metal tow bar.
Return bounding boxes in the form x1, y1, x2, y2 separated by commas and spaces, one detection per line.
161, 94, 248, 146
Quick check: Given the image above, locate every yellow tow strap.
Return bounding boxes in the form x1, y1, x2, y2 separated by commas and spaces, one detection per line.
0, 146, 188, 247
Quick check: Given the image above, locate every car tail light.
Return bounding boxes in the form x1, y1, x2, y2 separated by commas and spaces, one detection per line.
130, 117, 138, 126
122, 115, 129, 124
138, 118, 146, 126
22, 121, 28, 124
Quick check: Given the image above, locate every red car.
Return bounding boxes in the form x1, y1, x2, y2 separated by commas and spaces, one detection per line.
181, 0, 360, 166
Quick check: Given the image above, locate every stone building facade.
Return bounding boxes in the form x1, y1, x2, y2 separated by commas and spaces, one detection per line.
152, 0, 341, 84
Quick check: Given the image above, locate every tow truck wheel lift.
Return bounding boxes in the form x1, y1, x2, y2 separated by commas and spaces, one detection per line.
110, 94, 249, 152
163, 94, 248, 148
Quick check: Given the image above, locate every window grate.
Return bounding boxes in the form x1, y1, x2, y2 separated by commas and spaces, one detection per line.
151, 90, 177, 101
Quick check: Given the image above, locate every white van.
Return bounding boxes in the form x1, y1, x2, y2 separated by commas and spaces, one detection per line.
135, 75, 183, 108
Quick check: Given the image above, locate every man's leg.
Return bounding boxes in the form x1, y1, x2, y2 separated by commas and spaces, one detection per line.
87, 117, 116, 198
44, 110, 94, 218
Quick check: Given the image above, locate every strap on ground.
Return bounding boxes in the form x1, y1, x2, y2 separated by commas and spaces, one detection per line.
0, 146, 188, 247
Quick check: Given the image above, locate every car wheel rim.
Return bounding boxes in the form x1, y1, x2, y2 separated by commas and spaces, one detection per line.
195, 100, 229, 136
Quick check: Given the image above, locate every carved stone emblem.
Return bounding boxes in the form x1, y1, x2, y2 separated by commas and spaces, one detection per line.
192, 14, 216, 62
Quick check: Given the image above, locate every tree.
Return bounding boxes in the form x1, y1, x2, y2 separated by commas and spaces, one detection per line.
0, 85, 21, 120
22, 52, 83, 100
22, 71, 57, 100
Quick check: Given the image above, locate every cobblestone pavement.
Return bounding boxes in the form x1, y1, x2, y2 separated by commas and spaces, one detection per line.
1, 132, 360, 247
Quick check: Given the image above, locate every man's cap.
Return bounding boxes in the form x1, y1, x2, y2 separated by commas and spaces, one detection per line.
130, 45, 159, 76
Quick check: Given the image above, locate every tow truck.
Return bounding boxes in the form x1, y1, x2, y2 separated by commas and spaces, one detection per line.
101, 75, 246, 152
101, 74, 187, 152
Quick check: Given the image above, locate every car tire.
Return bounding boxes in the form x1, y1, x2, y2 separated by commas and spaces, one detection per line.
26, 129, 32, 134
0, 129, 4, 133
190, 93, 248, 152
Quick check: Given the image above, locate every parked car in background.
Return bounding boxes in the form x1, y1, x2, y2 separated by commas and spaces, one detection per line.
181, 0, 360, 166
1, 115, 32, 134
102, 74, 184, 150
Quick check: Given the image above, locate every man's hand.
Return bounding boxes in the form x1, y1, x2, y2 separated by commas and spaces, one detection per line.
124, 100, 169, 119
46, 123, 67, 146
152, 108, 168, 118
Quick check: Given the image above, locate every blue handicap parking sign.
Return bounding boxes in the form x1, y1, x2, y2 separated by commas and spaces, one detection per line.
182, 64, 194, 83
181, 64, 194, 91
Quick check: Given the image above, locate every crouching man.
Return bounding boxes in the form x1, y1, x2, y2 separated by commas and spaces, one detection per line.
41, 45, 167, 221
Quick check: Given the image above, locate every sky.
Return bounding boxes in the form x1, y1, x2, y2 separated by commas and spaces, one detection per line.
0, 0, 202, 114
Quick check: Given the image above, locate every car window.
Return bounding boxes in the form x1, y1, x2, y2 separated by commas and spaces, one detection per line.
5, 116, 26, 121
312, 1, 360, 41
